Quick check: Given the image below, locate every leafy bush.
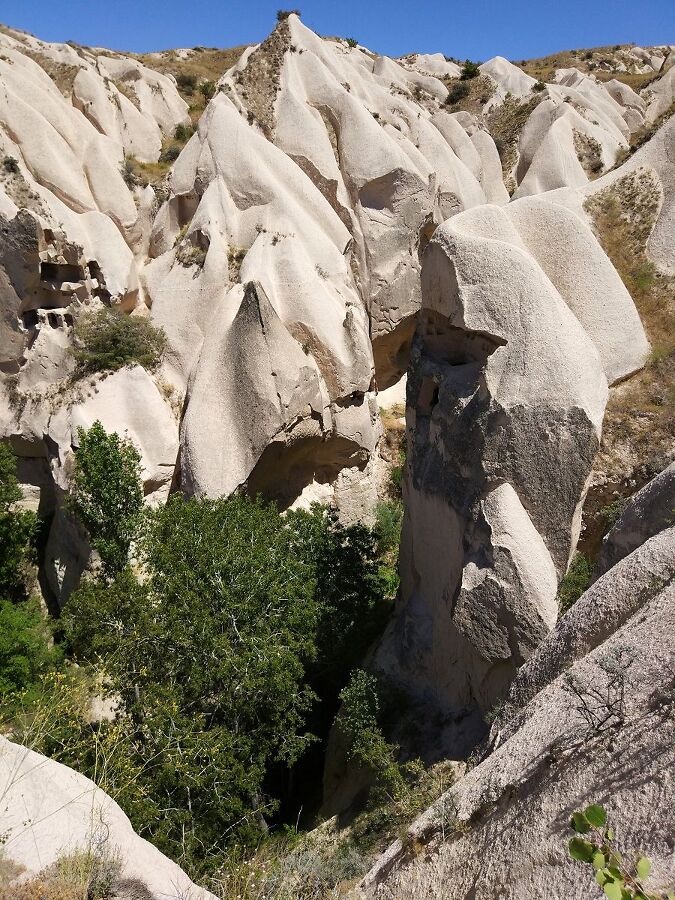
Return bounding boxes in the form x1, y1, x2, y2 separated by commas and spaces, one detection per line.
460, 60, 480, 80
288, 506, 389, 698
176, 72, 197, 93
568, 804, 672, 899
70, 422, 144, 577
533, 79, 546, 91
277, 8, 301, 20
0, 598, 61, 706
159, 144, 180, 163
63, 493, 321, 874
199, 80, 216, 100
2, 155, 19, 174
446, 80, 470, 105
346, 38, 358, 48
557, 552, 592, 615
173, 122, 194, 142
374, 500, 403, 558
339, 670, 406, 802
0, 443, 36, 602
73, 308, 166, 376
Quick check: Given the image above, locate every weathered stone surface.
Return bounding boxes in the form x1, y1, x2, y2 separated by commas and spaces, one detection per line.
363, 203, 610, 762
355, 528, 675, 900
0, 736, 214, 900
595, 463, 675, 578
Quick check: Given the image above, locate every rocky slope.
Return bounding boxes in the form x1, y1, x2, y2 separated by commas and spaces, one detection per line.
0, 18, 673, 895
353, 466, 675, 899
0, 735, 214, 898
0, 18, 672, 613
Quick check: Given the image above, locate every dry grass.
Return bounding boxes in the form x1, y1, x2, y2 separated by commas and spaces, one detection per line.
442, 74, 496, 116
578, 170, 675, 559
515, 45, 668, 90
135, 45, 246, 90
209, 759, 459, 900
21, 50, 81, 96
0, 845, 153, 900
573, 129, 604, 178
486, 95, 544, 192
135, 44, 246, 125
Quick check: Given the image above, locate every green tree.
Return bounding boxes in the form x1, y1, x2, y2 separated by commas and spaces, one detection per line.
288, 506, 388, 697
460, 59, 480, 79
70, 422, 143, 577
0, 443, 36, 602
339, 669, 405, 802
0, 598, 62, 706
63, 493, 320, 874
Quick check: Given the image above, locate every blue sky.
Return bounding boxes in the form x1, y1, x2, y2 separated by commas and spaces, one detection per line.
1, 0, 672, 60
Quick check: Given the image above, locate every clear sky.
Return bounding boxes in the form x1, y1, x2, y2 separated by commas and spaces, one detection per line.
1, 0, 673, 61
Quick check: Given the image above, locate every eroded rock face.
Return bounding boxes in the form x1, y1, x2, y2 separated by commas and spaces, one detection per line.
0, 16, 667, 603
355, 527, 675, 900
220, 15, 494, 387
371, 197, 633, 746
0, 736, 215, 900
595, 462, 675, 578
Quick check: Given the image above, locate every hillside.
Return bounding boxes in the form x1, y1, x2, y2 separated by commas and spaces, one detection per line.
0, 12, 673, 900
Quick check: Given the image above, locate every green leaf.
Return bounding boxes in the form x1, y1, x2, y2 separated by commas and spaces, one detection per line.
592, 851, 606, 870
635, 856, 651, 879
603, 881, 623, 900
569, 837, 594, 862
605, 826, 615, 840
596, 869, 610, 886
585, 804, 608, 828
571, 812, 591, 833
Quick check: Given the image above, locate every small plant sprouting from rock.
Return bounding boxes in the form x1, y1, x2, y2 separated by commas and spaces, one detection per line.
557, 551, 592, 615
568, 804, 674, 900
159, 144, 181, 164
533, 79, 546, 91
2, 155, 19, 173
346, 38, 358, 49
199, 80, 216, 101
563, 645, 634, 739
174, 122, 194, 142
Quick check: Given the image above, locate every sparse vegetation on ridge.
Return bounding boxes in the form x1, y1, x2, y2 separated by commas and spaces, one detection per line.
579, 171, 675, 560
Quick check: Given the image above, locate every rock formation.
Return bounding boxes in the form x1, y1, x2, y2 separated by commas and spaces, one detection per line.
0, 735, 214, 899
368, 193, 648, 747
355, 523, 675, 899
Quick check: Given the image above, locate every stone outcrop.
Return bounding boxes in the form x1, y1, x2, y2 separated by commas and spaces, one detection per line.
354, 526, 675, 900
367, 193, 649, 755
0, 17, 669, 594
595, 462, 675, 578
0, 736, 215, 899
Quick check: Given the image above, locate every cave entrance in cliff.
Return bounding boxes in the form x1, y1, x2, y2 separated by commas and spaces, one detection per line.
40, 261, 83, 284
244, 433, 368, 510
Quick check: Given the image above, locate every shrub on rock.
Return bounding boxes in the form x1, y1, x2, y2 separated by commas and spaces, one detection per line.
73, 308, 165, 376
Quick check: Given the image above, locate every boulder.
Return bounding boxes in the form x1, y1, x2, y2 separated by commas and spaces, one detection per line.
0, 736, 214, 900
